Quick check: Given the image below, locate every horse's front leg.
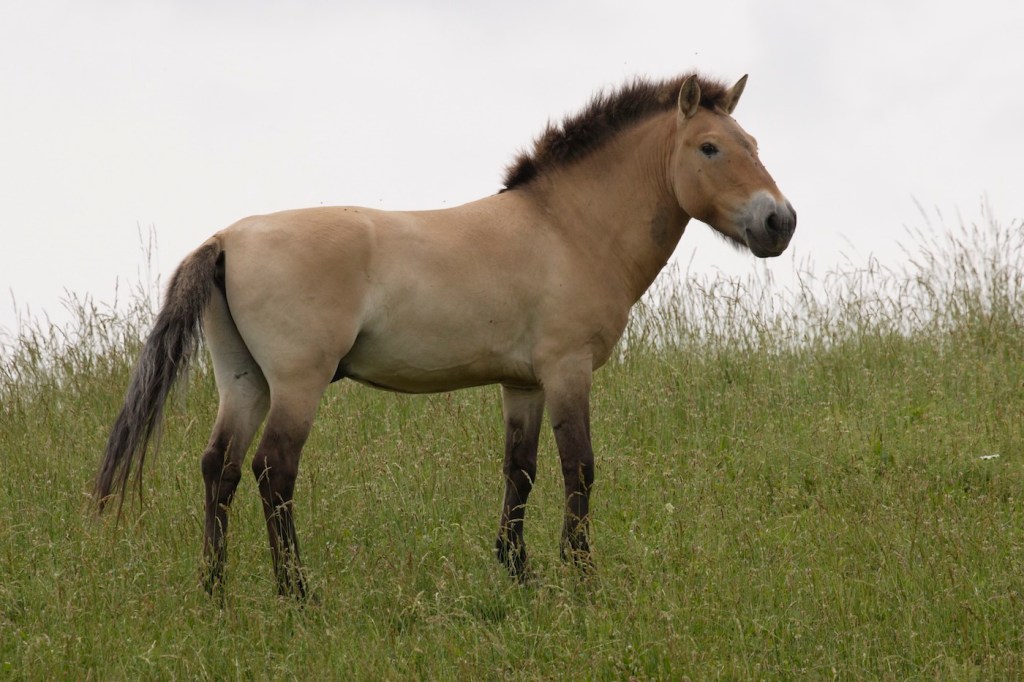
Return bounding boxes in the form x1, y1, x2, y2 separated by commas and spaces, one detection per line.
543, 361, 596, 571
496, 385, 545, 580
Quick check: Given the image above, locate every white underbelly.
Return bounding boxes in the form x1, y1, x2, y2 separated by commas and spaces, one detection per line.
338, 325, 536, 393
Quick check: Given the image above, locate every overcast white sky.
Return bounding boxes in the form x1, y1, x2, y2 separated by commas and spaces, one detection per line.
1, 1, 1022, 339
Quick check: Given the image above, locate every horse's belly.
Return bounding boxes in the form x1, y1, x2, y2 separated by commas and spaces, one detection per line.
338, 332, 535, 394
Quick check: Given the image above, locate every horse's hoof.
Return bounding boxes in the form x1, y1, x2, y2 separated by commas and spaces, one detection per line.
495, 537, 533, 582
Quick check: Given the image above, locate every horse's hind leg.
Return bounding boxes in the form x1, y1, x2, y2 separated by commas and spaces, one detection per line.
200, 289, 270, 592
495, 385, 544, 579
251, 382, 326, 599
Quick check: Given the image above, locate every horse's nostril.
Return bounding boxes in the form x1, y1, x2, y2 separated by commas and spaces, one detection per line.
765, 209, 795, 236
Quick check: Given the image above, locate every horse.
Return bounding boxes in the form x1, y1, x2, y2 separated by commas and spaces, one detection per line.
96, 73, 796, 597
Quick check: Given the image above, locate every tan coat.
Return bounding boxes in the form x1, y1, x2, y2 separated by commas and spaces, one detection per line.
98, 73, 796, 595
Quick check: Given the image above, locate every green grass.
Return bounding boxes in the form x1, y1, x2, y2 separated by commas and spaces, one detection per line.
2, 212, 1024, 679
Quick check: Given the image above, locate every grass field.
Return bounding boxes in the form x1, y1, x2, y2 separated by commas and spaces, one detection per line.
2, 213, 1023, 679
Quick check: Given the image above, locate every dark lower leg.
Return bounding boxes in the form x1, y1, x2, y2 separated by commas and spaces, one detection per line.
495, 388, 542, 579
260, 498, 304, 597
496, 454, 537, 577
252, 426, 308, 599
200, 435, 243, 592
553, 411, 595, 570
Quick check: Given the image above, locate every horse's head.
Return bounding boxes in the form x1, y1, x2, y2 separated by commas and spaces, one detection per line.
670, 75, 796, 258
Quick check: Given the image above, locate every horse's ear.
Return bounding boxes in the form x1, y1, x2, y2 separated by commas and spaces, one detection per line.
677, 76, 701, 119
723, 74, 748, 115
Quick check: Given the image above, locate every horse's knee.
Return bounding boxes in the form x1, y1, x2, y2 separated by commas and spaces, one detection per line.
200, 447, 223, 480
505, 443, 537, 483
251, 451, 298, 499
504, 418, 539, 483
201, 425, 246, 475
201, 441, 242, 486
202, 449, 241, 512
251, 452, 276, 482
503, 432, 536, 464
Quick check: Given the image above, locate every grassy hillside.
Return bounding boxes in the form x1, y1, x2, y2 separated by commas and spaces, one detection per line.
2, 214, 1023, 679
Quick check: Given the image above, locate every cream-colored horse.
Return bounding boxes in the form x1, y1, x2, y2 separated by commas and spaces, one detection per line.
97, 73, 796, 596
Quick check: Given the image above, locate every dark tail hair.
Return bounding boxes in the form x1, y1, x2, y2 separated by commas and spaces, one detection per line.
95, 239, 223, 512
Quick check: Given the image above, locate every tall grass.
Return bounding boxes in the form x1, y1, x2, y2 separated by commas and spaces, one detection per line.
1, 210, 1023, 679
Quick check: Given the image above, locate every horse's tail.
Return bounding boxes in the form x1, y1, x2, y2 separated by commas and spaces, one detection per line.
95, 237, 224, 512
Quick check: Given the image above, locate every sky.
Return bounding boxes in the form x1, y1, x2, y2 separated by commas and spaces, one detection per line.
1, 0, 1022, 340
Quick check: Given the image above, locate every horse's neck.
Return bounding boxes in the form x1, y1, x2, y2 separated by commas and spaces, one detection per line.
536, 114, 689, 302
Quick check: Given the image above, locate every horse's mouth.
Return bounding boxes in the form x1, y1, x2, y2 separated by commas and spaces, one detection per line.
745, 227, 792, 258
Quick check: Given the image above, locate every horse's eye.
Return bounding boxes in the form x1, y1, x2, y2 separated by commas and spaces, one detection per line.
700, 142, 719, 157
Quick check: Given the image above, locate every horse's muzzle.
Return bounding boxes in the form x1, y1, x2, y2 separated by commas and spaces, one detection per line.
741, 193, 796, 258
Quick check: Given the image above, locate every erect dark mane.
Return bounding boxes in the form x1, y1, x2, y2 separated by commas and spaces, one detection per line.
502, 72, 730, 191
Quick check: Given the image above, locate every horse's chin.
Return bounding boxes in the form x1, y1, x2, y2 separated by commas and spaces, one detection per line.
744, 230, 790, 258
711, 224, 789, 258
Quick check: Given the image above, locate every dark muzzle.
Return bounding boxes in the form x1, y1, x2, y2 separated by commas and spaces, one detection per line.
745, 196, 796, 258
